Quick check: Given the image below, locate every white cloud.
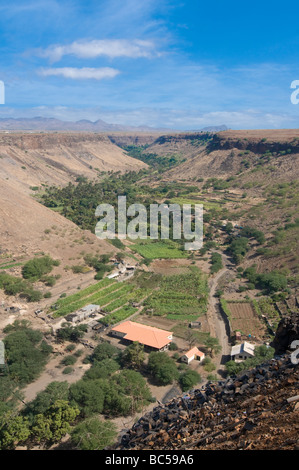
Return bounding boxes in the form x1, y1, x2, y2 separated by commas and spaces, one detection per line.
38, 39, 159, 62
39, 67, 120, 80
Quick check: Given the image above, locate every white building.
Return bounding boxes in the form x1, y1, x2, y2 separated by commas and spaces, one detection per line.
231, 341, 255, 362
181, 347, 205, 364
66, 304, 100, 324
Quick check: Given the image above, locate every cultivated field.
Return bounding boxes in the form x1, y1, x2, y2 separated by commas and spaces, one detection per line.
226, 302, 266, 340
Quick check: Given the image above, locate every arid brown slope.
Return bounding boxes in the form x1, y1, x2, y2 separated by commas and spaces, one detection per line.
0, 177, 114, 304
0, 176, 110, 256
0, 132, 147, 193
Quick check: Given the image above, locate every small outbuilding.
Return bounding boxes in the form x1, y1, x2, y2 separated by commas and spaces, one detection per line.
181, 347, 205, 364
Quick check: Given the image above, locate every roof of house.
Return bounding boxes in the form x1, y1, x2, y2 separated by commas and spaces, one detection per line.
183, 347, 205, 359
231, 341, 255, 357
81, 304, 100, 313
111, 321, 173, 350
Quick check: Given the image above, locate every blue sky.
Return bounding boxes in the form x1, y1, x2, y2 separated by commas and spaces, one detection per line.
0, 0, 299, 129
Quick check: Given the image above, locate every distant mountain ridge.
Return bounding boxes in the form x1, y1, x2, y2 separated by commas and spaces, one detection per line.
0, 117, 171, 132
0, 116, 228, 133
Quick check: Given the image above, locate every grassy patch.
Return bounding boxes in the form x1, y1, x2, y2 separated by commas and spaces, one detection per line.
131, 240, 187, 259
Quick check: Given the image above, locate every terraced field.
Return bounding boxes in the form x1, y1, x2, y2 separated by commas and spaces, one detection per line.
143, 268, 208, 319
51, 277, 153, 325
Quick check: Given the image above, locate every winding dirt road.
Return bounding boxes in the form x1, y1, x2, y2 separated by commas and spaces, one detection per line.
206, 252, 233, 373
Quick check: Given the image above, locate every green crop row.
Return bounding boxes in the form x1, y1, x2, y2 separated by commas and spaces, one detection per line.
55, 277, 114, 308
53, 282, 124, 317
100, 306, 138, 325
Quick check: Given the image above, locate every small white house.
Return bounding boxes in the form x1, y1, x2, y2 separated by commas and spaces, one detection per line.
66, 304, 100, 324
181, 347, 205, 364
231, 341, 255, 362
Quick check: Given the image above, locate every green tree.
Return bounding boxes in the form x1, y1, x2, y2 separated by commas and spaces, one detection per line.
56, 324, 86, 343
32, 400, 79, 444
148, 352, 179, 385
3, 327, 51, 385
204, 336, 222, 357
26, 382, 69, 417
179, 370, 201, 392
22, 256, 58, 281
92, 342, 119, 363
83, 359, 120, 380
71, 417, 117, 450
0, 412, 30, 450
122, 342, 145, 370
69, 379, 106, 417
110, 370, 153, 415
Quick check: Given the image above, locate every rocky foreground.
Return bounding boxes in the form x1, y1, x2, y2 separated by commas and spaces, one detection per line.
113, 355, 299, 451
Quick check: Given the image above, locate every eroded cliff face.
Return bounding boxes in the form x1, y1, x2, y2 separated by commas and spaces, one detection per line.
209, 132, 299, 155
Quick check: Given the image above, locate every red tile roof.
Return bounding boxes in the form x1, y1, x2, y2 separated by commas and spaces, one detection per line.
183, 347, 205, 359
112, 321, 173, 350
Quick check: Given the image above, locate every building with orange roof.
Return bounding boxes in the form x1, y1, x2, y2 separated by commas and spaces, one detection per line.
111, 321, 173, 351
181, 347, 205, 364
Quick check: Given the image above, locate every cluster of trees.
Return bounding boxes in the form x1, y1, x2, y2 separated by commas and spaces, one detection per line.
56, 323, 88, 343
0, 255, 60, 302
1, 321, 52, 387
0, 399, 80, 450
69, 342, 154, 419
0, 332, 223, 450
227, 237, 250, 264
210, 252, 223, 273
0, 340, 153, 450
40, 173, 146, 232
239, 227, 265, 244
243, 267, 288, 294
0, 273, 42, 302
227, 226, 265, 264
83, 253, 112, 280
122, 145, 180, 171
39, 173, 196, 245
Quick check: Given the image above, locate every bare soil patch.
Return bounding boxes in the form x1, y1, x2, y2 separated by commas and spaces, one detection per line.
227, 302, 266, 340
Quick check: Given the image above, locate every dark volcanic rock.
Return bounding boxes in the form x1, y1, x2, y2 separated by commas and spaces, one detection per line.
111, 355, 299, 451
272, 313, 299, 354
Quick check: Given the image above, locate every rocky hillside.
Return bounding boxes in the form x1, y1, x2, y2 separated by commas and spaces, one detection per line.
114, 354, 298, 451
0, 132, 147, 193
272, 313, 299, 355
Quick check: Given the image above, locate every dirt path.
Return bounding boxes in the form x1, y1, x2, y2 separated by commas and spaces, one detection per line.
206, 252, 233, 373
23, 354, 90, 403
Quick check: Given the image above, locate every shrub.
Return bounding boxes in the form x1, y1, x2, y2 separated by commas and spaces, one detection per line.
22, 256, 58, 281
62, 367, 74, 375
71, 418, 117, 450
61, 355, 77, 366
179, 370, 201, 391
